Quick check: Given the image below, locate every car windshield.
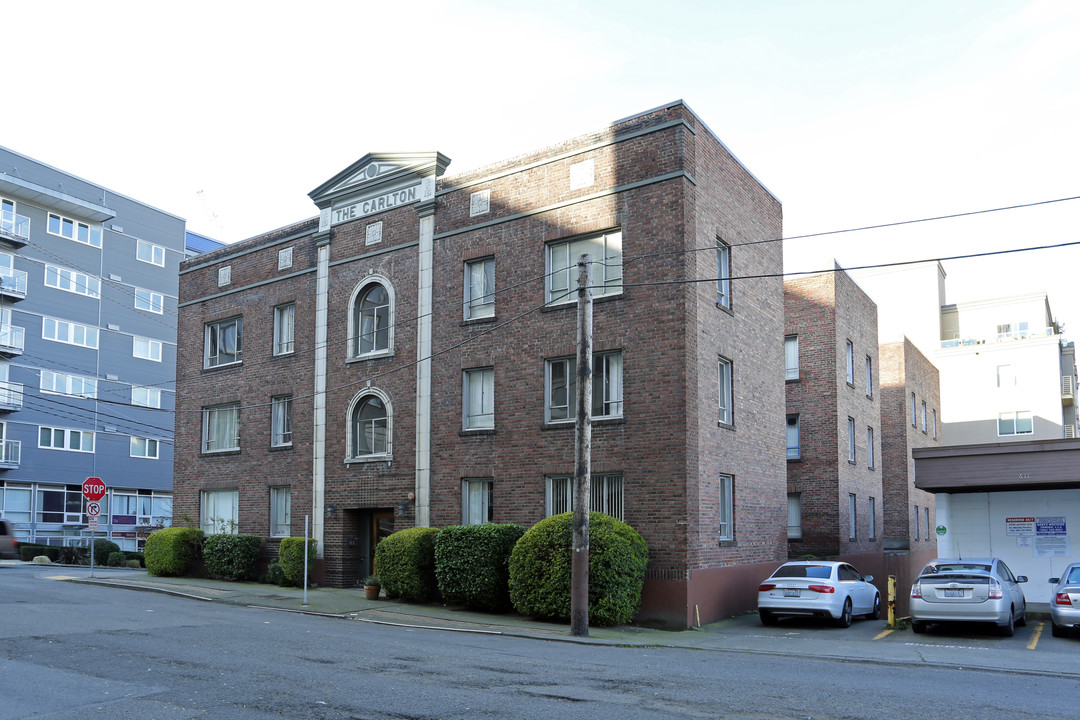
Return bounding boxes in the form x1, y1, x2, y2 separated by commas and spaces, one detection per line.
773, 564, 832, 579
926, 564, 991, 574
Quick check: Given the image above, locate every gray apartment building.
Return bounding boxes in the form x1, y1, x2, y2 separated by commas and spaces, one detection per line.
0, 146, 186, 551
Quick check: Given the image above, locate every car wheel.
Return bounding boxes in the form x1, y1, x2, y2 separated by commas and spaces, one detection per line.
835, 598, 853, 628
1051, 622, 1066, 638
999, 608, 1015, 637
759, 610, 778, 626
868, 593, 881, 620
911, 620, 927, 634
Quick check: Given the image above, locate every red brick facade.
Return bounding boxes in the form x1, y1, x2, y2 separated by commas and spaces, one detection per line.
174, 102, 787, 627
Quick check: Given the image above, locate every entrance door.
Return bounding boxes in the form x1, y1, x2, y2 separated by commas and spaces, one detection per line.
370, 511, 394, 575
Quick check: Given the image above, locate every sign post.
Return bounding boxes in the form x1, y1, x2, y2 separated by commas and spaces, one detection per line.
82, 477, 106, 577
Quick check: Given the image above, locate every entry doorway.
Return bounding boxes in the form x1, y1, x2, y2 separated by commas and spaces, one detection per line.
365, 510, 394, 578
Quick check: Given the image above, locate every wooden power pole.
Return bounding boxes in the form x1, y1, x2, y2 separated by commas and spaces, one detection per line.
571, 254, 593, 637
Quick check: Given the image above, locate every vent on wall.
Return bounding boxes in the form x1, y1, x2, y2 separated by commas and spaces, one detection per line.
1065, 424, 1076, 439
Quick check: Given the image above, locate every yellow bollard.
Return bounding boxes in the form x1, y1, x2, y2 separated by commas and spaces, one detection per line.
887, 575, 896, 627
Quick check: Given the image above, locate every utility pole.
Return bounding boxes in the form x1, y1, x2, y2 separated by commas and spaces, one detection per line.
571, 254, 593, 637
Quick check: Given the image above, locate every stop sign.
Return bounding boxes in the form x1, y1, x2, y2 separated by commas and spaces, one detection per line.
82, 477, 106, 502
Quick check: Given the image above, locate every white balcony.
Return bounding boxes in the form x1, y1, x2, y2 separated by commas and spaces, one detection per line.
0, 324, 24, 357
0, 381, 22, 411
0, 267, 28, 300
0, 209, 30, 247
0, 439, 21, 468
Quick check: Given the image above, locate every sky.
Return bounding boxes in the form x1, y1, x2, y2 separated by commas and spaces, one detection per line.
6, 0, 1080, 334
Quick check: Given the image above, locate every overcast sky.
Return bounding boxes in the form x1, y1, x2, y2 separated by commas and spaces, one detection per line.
6, 1, 1079, 333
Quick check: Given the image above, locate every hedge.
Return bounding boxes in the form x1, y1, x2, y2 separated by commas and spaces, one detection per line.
374, 527, 439, 602
278, 537, 317, 585
508, 512, 648, 626
204, 534, 262, 580
145, 527, 205, 576
435, 524, 524, 612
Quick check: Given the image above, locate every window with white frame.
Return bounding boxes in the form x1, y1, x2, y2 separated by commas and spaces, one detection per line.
463, 368, 494, 430
134, 287, 164, 314
921, 401, 927, 432
205, 317, 242, 367
0, 482, 32, 522
47, 213, 102, 247
39, 426, 94, 453
201, 489, 238, 534
545, 473, 624, 520
785, 335, 799, 380
718, 356, 733, 425
546, 230, 622, 304
133, 336, 162, 361
787, 493, 802, 539
786, 415, 800, 460
349, 393, 390, 458
865, 356, 873, 397
719, 474, 734, 541
111, 493, 172, 528
271, 395, 293, 447
43, 317, 99, 349
847, 417, 856, 463
867, 426, 875, 468
202, 403, 240, 453
845, 340, 854, 385
136, 239, 166, 267
130, 436, 159, 459
40, 370, 97, 398
270, 486, 291, 537
464, 257, 495, 319
849, 494, 857, 540
545, 351, 623, 423
36, 486, 86, 524
131, 386, 161, 408
462, 478, 493, 525
869, 497, 876, 539
998, 411, 1033, 436
716, 239, 731, 308
350, 281, 392, 357
274, 303, 295, 355
44, 265, 100, 298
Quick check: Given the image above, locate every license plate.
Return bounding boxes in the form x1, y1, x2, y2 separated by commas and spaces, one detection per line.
943, 589, 964, 598
784, 589, 800, 598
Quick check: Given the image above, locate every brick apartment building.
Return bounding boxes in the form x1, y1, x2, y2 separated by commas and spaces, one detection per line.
173, 101, 789, 627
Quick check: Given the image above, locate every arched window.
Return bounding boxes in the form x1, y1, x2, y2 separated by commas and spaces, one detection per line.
349, 392, 390, 458
350, 279, 393, 358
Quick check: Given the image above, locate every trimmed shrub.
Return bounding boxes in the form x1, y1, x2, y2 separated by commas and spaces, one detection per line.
278, 537, 317, 585
92, 539, 121, 562
127, 552, 145, 566
375, 527, 439, 602
203, 534, 262, 580
123, 559, 142, 569
20, 544, 59, 563
107, 551, 127, 567
509, 512, 648, 627
145, 527, 204, 576
264, 560, 287, 586
435, 524, 525, 612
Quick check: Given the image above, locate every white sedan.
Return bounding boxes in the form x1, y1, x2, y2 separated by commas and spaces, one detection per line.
758, 560, 880, 628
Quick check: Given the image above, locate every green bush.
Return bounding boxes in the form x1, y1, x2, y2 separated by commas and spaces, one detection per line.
375, 527, 440, 602
435, 524, 525, 612
92, 539, 121, 562
264, 560, 287, 586
127, 551, 145, 565
145, 527, 204, 576
58, 545, 87, 565
278, 537, 317, 585
107, 551, 127, 567
19, 544, 60, 562
204, 534, 262, 580
123, 559, 142, 569
508, 512, 648, 627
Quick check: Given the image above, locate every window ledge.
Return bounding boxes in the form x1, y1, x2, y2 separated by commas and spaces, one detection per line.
272, 352, 296, 359
542, 292, 624, 313
199, 449, 241, 458
787, 457, 801, 463
718, 421, 735, 431
542, 417, 625, 430
718, 539, 737, 548
462, 315, 496, 326
460, 428, 496, 436
269, 444, 293, 452
346, 351, 394, 364
203, 361, 243, 372
786, 377, 800, 384
715, 302, 733, 316
345, 455, 393, 465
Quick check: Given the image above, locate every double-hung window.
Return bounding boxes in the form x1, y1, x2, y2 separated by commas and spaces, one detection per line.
546, 230, 622, 305
130, 436, 159, 459
270, 487, 291, 537
131, 386, 161, 408
865, 356, 873, 397
464, 258, 495, 319
787, 493, 802, 539
718, 474, 734, 541
44, 265, 100, 298
133, 336, 162, 361
847, 417, 856, 463
271, 396, 293, 447
274, 303, 295, 355
205, 317, 242, 368
462, 478, 493, 525
716, 240, 731, 308
201, 489, 238, 535
136, 239, 166, 266
849, 494, 857, 540
784, 335, 799, 380
867, 426, 875, 468
545, 351, 623, 423
911, 393, 917, 427
463, 368, 494, 430
202, 403, 240, 453
921, 401, 927, 432
545, 473, 624, 520
786, 415, 800, 460
135, 288, 164, 314
845, 340, 854, 385
869, 497, 876, 540
718, 356, 733, 425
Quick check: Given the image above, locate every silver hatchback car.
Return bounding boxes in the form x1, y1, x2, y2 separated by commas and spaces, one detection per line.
1048, 562, 1080, 638
910, 558, 1028, 636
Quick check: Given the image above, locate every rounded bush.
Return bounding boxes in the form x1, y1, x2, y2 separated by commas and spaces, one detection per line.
145, 527, 204, 576
204, 534, 263, 580
435, 524, 524, 612
278, 537, 317, 585
509, 512, 648, 626
92, 539, 121, 561
107, 551, 127, 567
264, 560, 287, 586
374, 527, 439, 602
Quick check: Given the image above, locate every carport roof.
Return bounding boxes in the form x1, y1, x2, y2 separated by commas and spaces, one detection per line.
913, 438, 1080, 493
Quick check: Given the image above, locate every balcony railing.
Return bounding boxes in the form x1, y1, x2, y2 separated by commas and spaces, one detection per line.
0, 439, 21, 468
0, 266, 28, 300
0, 380, 23, 410
0, 324, 25, 357
942, 327, 1057, 349
0, 209, 30, 246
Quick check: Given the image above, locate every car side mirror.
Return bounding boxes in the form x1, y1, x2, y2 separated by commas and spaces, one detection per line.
864, 575, 874, 583
1016, 575, 1028, 583
1049, 577, 1060, 584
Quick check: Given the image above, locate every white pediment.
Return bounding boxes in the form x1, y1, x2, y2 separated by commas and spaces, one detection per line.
309, 152, 450, 209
